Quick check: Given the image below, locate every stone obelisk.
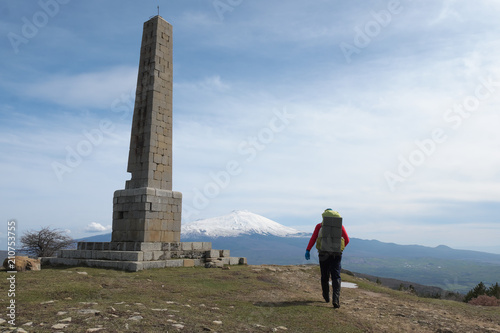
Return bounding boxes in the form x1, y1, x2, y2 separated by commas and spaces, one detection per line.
43, 15, 246, 271
112, 15, 182, 243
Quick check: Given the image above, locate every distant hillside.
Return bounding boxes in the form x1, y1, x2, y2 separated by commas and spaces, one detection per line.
352, 273, 456, 300
346, 238, 500, 265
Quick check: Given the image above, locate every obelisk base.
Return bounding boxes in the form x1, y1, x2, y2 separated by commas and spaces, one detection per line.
111, 187, 181, 243
42, 242, 247, 272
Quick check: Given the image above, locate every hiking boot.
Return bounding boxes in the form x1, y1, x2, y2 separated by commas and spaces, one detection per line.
323, 292, 330, 303
333, 303, 340, 309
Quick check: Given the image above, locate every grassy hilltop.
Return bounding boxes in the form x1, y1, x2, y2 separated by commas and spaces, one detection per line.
1, 265, 499, 332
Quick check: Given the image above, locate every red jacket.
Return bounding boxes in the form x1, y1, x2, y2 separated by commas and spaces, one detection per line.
306, 223, 349, 251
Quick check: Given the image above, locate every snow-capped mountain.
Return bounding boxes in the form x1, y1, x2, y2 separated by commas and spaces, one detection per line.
181, 210, 308, 238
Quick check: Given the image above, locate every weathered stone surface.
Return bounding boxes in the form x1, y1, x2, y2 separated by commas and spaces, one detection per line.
183, 259, 194, 267
206, 250, 220, 258
126, 16, 174, 191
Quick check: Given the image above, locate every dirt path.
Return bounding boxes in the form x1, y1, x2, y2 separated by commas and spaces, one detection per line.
253, 265, 500, 333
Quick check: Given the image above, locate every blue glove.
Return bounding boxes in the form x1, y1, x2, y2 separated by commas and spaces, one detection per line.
305, 250, 310, 260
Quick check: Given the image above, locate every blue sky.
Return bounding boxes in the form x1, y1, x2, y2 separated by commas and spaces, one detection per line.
1, 0, 500, 254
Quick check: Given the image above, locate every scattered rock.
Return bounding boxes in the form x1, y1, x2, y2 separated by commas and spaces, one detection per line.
56, 311, 68, 316
151, 308, 169, 311
0, 318, 6, 324
59, 317, 72, 322
171, 323, 185, 329
80, 302, 98, 305
22, 322, 33, 326
14, 329, 29, 333
128, 315, 143, 321
40, 300, 55, 304
212, 320, 223, 325
87, 328, 105, 332
78, 309, 101, 315
77, 271, 88, 275
275, 326, 288, 331
52, 323, 69, 329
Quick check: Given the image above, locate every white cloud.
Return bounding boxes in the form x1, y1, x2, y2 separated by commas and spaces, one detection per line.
85, 222, 112, 233
20, 66, 137, 109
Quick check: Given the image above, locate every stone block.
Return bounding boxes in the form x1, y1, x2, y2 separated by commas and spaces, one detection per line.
229, 257, 240, 265
153, 251, 167, 260
165, 259, 183, 268
93, 243, 104, 251
156, 189, 173, 198
220, 249, 230, 258
183, 259, 194, 267
139, 242, 162, 251
143, 251, 153, 261
239, 257, 247, 265
181, 242, 193, 251
122, 262, 142, 272
143, 261, 167, 270
221, 258, 230, 265
94, 251, 112, 260
205, 250, 220, 258
202, 242, 212, 251
192, 242, 203, 251
83, 250, 94, 259
121, 251, 143, 261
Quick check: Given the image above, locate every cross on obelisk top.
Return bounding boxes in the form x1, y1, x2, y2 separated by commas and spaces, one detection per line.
126, 15, 173, 191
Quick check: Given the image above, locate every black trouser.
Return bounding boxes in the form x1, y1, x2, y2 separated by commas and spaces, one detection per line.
319, 252, 342, 306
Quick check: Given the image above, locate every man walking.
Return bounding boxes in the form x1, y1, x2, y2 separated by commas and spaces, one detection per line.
305, 208, 349, 308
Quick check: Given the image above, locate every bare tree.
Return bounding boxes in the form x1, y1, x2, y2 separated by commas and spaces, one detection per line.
20, 227, 75, 257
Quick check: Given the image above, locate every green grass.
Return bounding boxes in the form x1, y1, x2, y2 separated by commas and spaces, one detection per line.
1, 265, 365, 332
2, 264, 499, 332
